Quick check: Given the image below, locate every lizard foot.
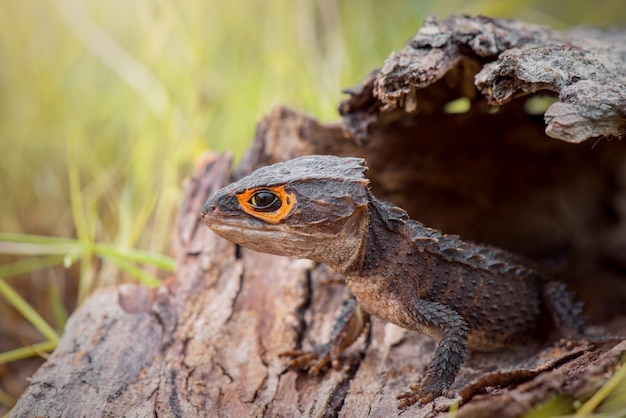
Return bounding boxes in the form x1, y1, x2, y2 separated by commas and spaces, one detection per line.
280, 344, 338, 375
396, 382, 447, 410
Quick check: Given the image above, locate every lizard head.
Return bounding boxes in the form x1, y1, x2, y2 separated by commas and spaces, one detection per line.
201, 155, 370, 270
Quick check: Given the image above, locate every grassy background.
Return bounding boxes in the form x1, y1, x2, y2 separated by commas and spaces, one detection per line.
0, 0, 624, 414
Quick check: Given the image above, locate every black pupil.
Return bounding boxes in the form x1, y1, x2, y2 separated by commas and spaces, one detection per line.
250, 191, 281, 212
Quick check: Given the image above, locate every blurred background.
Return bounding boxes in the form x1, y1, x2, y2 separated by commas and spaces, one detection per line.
0, 0, 624, 413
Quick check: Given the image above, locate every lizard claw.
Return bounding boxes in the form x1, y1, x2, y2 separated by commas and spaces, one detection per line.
280, 344, 336, 375
396, 383, 439, 410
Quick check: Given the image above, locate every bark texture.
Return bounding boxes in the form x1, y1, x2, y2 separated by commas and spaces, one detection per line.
12, 15, 626, 418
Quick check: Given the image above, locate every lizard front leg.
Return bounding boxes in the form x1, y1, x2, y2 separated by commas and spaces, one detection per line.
397, 299, 469, 409
282, 298, 370, 374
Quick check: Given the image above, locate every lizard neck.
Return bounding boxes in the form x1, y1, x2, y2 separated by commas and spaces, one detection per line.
342, 195, 410, 276
323, 205, 370, 275
341, 195, 422, 325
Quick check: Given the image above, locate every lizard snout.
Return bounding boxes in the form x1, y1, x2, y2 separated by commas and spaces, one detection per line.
200, 200, 218, 218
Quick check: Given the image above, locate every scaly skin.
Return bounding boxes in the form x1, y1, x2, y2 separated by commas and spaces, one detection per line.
201, 155, 585, 409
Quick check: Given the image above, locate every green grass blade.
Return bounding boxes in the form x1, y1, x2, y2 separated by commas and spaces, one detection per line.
49, 283, 69, 331
576, 357, 626, 415
0, 233, 174, 271
0, 233, 79, 245
93, 243, 174, 272
0, 256, 66, 279
103, 256, 160, 288
0, 386, 16, 411
0, 234, 83, 255
0, 340, 57, 365
0, 279, 59, 344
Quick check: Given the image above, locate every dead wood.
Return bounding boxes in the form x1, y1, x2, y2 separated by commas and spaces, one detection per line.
12, 15, 626, 418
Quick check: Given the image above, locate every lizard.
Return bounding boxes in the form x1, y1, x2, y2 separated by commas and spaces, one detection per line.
200, 154, 586, 409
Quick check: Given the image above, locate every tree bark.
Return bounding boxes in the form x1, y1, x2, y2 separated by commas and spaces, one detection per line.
12, 15, 626, 418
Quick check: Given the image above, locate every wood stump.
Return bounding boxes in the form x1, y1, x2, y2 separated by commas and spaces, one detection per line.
12, 15, 626, 418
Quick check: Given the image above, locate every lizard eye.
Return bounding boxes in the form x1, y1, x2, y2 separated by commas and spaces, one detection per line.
236, 185, 295, 224
249, 190, 282, 212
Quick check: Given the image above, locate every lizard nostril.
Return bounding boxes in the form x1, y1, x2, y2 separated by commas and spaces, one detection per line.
201, 204, 218, 217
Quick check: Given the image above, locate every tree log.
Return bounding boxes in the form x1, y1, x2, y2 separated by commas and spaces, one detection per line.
12, 15, 626, 418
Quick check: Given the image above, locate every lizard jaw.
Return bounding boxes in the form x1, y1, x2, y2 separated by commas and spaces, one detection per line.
202, 207, 325, 258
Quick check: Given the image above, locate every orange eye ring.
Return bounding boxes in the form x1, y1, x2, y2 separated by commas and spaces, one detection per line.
236, 185, 296, 224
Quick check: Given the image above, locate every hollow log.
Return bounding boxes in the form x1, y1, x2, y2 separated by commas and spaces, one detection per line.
12, 15, 626, 418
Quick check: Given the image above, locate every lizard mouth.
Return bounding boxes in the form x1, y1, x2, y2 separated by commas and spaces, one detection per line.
202, 206, 263, 229
201, 205, 323, 258
201, 205, 298, 238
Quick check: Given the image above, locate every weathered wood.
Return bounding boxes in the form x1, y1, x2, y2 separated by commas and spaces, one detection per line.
340, 15, 626, 143
12, 15, 626, 418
